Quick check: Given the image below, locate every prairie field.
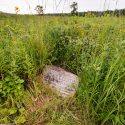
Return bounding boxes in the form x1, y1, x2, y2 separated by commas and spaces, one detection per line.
1, 13, 125, 125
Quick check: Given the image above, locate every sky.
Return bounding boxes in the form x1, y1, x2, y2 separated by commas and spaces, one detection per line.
0, 0, 125, 14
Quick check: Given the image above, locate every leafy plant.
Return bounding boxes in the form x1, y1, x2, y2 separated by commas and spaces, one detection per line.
0, 74, 24, 98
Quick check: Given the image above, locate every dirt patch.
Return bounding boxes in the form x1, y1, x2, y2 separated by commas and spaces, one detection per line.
27, 95, 49, 112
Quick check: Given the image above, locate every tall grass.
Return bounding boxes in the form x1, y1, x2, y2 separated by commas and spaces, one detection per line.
1, 14, 125, 124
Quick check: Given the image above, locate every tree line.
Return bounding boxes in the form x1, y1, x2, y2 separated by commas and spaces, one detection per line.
35, 2, 125, 17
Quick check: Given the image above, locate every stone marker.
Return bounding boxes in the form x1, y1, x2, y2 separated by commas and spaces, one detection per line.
42, 65, 79, 97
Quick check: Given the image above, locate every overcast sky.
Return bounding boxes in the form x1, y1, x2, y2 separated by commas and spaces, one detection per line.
0, 0, 125, 14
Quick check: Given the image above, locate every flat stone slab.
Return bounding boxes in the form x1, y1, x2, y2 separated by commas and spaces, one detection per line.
42, 65, 79, 97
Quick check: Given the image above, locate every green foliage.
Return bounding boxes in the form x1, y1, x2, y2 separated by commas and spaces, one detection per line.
1, 14, 125, 125
44, 17, 125, 124
15, 116, 26, 124
0, 75, 24, 98
0, 16, 49, 124
0, 107, 26, 124
44, 26, 84, 73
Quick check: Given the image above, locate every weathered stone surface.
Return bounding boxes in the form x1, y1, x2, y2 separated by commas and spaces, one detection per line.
42, 65, 79, 97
